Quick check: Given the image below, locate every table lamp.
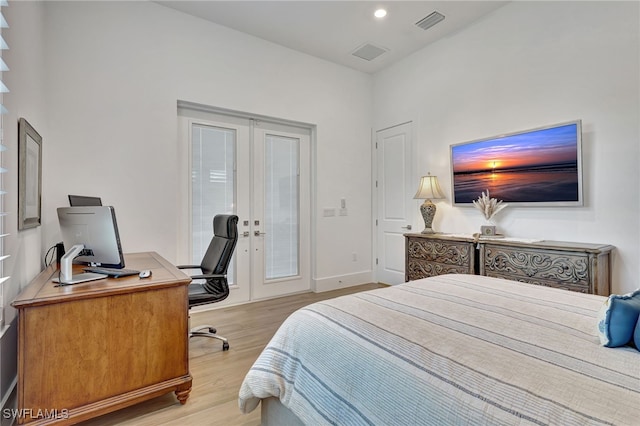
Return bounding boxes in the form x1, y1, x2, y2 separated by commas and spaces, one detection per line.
413, 173, 446, 234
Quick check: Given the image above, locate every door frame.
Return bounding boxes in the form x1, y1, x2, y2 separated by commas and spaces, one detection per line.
372, 120, 417, 285
177, 101, 317, 307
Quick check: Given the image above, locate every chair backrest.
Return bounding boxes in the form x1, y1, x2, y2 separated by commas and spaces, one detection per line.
200, 214, 239, 275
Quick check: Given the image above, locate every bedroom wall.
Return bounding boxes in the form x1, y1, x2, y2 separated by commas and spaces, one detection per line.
37, 1, 373, 289
373, 1, 640, 294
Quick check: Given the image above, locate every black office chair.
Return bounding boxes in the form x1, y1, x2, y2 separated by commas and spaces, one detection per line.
177, 214, 239, 351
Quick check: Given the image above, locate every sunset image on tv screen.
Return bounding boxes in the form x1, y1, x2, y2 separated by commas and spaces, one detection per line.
451, 122, 581, 204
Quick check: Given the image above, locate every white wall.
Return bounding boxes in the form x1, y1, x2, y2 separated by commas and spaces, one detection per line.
373, 1, 640, 294
39, 1, 373, 288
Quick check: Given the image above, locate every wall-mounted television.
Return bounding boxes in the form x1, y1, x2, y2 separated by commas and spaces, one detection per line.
450, 120, 583, 206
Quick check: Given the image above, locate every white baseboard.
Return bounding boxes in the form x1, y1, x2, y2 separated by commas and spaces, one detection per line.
313, 270, 373, 293
190, 270, 374, 312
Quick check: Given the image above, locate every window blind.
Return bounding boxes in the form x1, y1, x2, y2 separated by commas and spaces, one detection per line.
0, 0, 9, 331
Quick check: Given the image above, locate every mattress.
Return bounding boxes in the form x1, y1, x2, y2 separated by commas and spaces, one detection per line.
239, 274, 639, 425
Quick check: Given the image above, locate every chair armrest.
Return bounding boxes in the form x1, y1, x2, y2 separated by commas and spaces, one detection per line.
176, 264, 201, 270
190, 273, 226, 280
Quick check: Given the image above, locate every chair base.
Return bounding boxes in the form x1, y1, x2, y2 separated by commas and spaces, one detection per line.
190, 325, 230, 351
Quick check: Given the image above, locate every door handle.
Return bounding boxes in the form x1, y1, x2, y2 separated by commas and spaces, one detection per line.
243, 231, 250, 237
254, 231, 266, 236
401, 225, 412, 230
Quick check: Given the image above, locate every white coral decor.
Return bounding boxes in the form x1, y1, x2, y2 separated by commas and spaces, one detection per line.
473, 190, 507, 221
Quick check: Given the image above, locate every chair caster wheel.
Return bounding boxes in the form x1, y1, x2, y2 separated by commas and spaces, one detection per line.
209, 327, 217, 334
222, 342, 230, 351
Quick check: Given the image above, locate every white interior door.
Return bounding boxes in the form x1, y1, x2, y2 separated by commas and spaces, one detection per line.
179, 109, 310, 304
376, 122, 414, 285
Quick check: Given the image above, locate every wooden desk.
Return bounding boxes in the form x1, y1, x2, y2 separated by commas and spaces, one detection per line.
12, 252, 192, 425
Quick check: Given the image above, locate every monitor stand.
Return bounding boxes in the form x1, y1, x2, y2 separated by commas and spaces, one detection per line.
52, 244, 108, 285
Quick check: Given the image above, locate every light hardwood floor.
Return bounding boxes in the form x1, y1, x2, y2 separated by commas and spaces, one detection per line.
79, 283, 385, 426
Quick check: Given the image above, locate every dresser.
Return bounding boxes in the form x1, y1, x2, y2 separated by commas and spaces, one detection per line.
405, 233, 613, 296
405, 234, 476, 280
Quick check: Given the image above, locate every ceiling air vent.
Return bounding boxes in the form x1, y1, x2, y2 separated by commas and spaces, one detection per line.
415, 11, 445, 31
351, 43, 388, 61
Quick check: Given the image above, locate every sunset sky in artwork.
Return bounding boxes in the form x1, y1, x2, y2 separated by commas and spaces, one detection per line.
451, 124, 579, 174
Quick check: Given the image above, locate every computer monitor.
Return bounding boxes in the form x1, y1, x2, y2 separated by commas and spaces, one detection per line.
55, 206, 126, 285
68, 195, 103, 206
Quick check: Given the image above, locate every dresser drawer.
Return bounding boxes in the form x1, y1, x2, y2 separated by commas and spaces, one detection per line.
407, 259, 473, 280
481, 244, 591, 292
407, 238, 473, 266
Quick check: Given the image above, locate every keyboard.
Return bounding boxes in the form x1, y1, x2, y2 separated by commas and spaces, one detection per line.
83, 266, 140, 278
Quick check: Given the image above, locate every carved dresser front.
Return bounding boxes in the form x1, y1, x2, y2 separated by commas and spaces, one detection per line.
405, 234, 613, 296
479, 240, 613, 296
405, 234, 476, 281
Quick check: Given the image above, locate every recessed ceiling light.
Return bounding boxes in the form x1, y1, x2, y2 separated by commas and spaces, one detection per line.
374, 9, 387, 19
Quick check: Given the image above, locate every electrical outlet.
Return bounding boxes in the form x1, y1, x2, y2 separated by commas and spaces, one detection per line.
323, 208, 336, 217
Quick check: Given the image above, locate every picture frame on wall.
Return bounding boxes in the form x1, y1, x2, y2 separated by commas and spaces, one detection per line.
18, 118, 42, 230
450, 120, 583, 206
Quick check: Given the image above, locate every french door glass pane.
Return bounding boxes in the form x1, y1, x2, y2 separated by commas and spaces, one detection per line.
191, 124, 235, 280
265, 134, 299, 279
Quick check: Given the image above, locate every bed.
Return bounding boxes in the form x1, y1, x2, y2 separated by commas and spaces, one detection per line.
238, 274, 639, 425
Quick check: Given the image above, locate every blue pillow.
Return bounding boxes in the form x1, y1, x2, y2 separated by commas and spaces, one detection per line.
634, 315, 640, 350
597, 289, 640, 347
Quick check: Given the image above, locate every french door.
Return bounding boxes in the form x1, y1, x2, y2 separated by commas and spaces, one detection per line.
178, 109, 311, 304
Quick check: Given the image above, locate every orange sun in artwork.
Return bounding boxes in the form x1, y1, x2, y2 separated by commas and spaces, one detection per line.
489, 160, 500, 170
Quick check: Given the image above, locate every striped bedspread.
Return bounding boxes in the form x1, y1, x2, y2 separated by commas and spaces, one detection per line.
238, 274, 639, 425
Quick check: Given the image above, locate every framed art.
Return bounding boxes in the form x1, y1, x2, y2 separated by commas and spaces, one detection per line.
18, 118, 42, 230
450, 120, 583, 206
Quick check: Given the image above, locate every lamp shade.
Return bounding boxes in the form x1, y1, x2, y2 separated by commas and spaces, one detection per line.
413, 174, 445, 200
